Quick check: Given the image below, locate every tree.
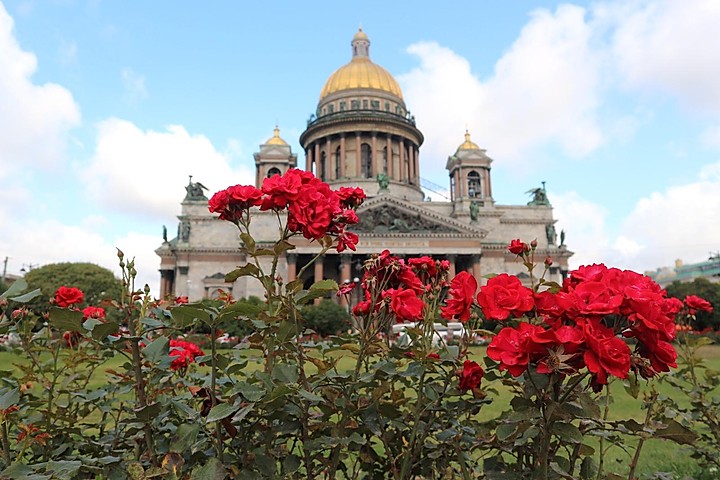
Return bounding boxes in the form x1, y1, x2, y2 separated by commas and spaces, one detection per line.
666, 278, 720, 331
300, 300, 351, 337
22, 262, 122, 313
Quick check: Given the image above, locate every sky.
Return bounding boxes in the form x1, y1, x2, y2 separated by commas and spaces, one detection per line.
1, 0, 719, 295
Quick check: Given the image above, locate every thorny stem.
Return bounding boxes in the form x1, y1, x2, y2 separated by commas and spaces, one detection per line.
596, 383, 612, 480
1, 420, 10, 466
210, 324, 223, 462
627, 390, 658, 480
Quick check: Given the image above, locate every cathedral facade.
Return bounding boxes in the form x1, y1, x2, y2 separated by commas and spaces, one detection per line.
156, 29, 572, 301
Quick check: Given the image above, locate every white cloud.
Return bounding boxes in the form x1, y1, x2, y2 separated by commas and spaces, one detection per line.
618, 163, 720, 270
0, 2, 80, 169
121, 67, 148, 102
550, 191, 612, 269
400, 4, 603, 167
700, 124, 720, 150
606, 0, 720, 113
82, 118, 255, 219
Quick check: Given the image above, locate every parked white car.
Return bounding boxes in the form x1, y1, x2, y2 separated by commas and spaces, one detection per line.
392, 322, 466, 347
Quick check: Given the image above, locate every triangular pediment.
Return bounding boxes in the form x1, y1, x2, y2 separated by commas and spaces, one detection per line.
352, 196, 487, 237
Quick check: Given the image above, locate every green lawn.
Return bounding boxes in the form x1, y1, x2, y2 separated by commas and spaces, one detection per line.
2, 344, 718, 478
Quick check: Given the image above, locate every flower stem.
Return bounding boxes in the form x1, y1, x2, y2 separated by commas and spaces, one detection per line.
627, 390, 658, 480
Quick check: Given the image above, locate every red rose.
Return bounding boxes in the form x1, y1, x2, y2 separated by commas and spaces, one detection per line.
260, 169, 303, 210
63, 331, 82, 348
175, 296, 189, 304
386, 288, 424, 322
54, 286, 84, 308
487, 323, 544, 376
685, 295, 713, 314
508, 239, 529, 255
581, 318, 631, 385
458, 360, 484, 391
440, 271, 477, 322
227, 185, 263, 209
82, 306, 105, 320
336, 230, 359, 253
337, 187, 366, 209
476, 274, 534, 321
408, 256, 438, 278
169, 339, 204, 371
427, 353, 441, 360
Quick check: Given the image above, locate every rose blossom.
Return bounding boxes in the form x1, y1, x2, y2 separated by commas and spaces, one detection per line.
476, 274, 534, 321
82, 306, 105, 320
458, 360, 484, 391
487, 322, 545, 376
386, 288, 424, 322
54, 286, 84, 308
581, 318, 631, 385
440, 271, 477, 323
684, 295, 713, 314
508, 239, 529, 255
169, 339, 205, 371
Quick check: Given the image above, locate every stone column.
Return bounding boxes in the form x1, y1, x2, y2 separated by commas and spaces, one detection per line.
486, 168, 493, 198
325, 137, 331, 180
386, 134, 393, 177
314, 143, 320, 177
413, 146, 419, 185
371, 134, 378, 177
471, 254, 482, 291
446, 254, 457, 279
305, 147, 310, 172
355, 133, 361, 178
400, 140, 406, 182
340, 134, 346, 177
286, 253, 297, 282
339, 254, 352, 306
313, 255, 325, 305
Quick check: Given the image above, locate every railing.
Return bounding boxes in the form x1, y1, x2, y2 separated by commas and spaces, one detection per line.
306, 109, 417, 128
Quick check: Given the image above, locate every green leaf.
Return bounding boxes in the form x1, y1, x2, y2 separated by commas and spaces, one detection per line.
0, 278, 28, 300
552, 422, 583, 444
272, 363, 299, 384
171, 306, 213, 327
190, 457, 226, 480
48, 307, 84, 332
91, 321, 120, 341
225, 263, 260, 282
655, 419, 698, 445
0, 462, 49, 480
206, 403, 236, 422
0, 388, 19, 410
235, 383, 265, 402
217, 302, 263, 321
298, 389, 324, 403
134, 402, 162, 422
9, 288, 41, 303
579, 457, 597, 479
282, 455, 301, 475
240, 232, 256, 254
44, 460, 82, 477
496, 423, 517, 441
170, 423, 199, 453
274, 240, 295, 256
142, 336, 169, 363
309, 279, 338, 292
231, 403, 254, 423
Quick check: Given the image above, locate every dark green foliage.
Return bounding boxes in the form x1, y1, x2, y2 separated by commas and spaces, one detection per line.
22, 262, 122, 313
666, 278, 720, 330
215, 295, 263, 337
300, 299, 351, 336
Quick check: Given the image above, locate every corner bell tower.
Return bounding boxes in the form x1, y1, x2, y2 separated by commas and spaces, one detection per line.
253, 126, 297, 187
447, 130, 495, 217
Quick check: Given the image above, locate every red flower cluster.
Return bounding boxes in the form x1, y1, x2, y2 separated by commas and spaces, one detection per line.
352, 250, 450, 323
54, 286, 84, 308
684, 295, 713, 315
169, 339, 204, 371
480, 263, 684, 386
477, 274, 534, 321
209, 169, 365, 252
82, 306, 105, 320
440, 272, 477, 322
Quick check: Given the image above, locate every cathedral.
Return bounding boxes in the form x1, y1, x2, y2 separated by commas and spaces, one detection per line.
156, 28, 572, 301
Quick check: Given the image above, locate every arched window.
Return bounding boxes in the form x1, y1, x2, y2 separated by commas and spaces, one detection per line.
335, 146, 342, 179
319, 151, 327, 181
361, 143, 372, 178
267, 167, 281, 178
467, 170, 482, 198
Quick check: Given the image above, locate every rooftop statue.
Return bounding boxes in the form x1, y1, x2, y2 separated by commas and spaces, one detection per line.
184, 175, 208, 201
527, 181, 551, 207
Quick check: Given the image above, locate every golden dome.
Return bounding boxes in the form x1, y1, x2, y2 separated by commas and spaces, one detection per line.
457, 130, 480, 151
265, 126, 288, 146
319, 28, 403, 102
353, 27, 369, 42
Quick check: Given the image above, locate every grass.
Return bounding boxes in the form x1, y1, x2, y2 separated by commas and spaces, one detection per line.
2, 344, 718, 478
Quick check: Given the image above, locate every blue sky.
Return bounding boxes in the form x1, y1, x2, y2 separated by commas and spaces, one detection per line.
1, 0, 719, 293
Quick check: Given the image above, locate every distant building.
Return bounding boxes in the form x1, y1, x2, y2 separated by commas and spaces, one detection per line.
156, 28, 573, 301
648, 255, 720, 288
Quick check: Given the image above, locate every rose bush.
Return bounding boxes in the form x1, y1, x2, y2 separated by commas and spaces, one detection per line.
0, 172, 707, 479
